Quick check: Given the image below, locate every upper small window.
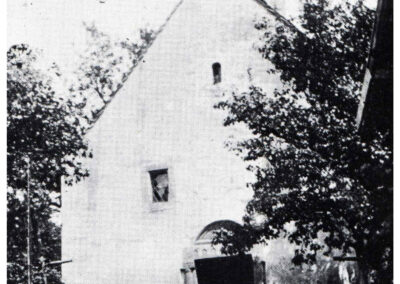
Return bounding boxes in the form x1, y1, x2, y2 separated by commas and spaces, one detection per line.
212, 62, 221, 84
149, 169, 169, 202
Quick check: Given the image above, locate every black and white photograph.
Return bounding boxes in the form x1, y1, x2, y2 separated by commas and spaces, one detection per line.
6, 0, 393, 283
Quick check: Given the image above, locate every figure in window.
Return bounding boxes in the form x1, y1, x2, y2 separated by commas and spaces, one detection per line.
149, 169, 169, 202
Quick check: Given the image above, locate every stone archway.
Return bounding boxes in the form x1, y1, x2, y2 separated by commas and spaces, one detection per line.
181, 220, 265, 284
193, 220, 241, 259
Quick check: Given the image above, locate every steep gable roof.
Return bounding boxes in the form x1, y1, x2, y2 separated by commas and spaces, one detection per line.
88, 0, 299, 130
89, 0, 185, 128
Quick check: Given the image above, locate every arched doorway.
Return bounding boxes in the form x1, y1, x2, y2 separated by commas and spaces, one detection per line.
181, 220, 266, 284
194, 220, 241, 259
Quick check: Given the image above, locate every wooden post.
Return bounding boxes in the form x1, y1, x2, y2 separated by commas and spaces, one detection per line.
26, 156, 31, 284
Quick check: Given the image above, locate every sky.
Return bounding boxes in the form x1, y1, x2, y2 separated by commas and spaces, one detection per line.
7, 0, 180, 71
8, 0, 377, 72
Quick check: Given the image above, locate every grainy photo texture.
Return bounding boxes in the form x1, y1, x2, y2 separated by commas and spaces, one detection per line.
7, 0, 393, 283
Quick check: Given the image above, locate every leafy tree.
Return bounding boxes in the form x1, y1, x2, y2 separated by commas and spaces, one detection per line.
215, 0, 391, 283
7, 44, 91, 283
8, 26, 155, 283
7, 187, 62, 284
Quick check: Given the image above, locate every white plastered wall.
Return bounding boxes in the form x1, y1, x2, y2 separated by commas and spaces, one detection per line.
61, 0, 292, 283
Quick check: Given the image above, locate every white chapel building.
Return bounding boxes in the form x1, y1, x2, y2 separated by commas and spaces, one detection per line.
61, 0, 297, 283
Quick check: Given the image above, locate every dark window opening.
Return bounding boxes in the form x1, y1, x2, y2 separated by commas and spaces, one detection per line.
149, 169, 169, 202
212, 63, 221, 84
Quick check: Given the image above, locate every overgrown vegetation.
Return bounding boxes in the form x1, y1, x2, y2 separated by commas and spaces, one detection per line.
215, 1, 391, 283
7, 24, 154, 283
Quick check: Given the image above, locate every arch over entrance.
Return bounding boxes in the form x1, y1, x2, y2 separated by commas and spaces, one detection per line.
195, 220, 242, 244
181, 220, 262, 284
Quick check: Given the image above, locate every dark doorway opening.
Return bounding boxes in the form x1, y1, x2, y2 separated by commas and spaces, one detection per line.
195, 255, 254, 284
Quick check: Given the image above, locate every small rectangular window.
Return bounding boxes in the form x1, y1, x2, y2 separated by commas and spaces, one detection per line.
212, 62, 221, 84
149, 169, 169, 202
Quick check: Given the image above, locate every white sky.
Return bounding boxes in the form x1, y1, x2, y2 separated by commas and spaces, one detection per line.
7, 0, 377, 72
7, 0, 180, 71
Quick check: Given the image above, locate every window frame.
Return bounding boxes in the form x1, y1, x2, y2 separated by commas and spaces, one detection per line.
149, 168, 169, 203
141, 162, 175, 212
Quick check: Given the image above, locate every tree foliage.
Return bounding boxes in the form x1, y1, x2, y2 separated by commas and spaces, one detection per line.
7, 187, 62, 284
215, 0, 392, 282
7, 44, 91, 283
7, 25, 155, 283
267, 256, 359, 284
7, 44, 91, 189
